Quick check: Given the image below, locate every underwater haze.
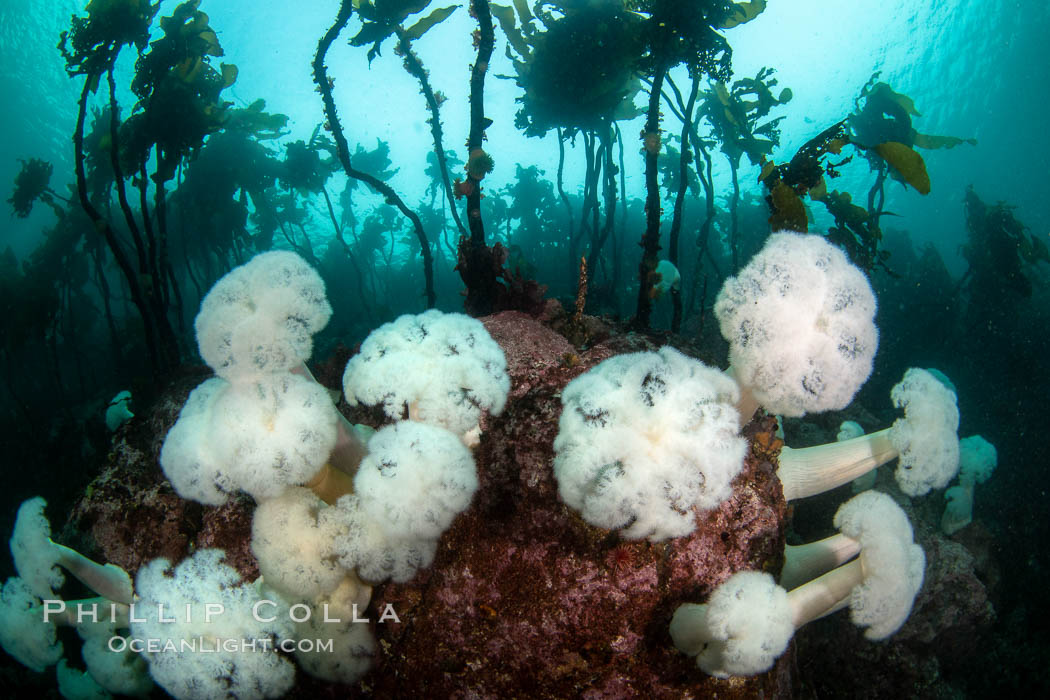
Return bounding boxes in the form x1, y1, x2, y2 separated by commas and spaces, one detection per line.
1, 0, 1048, 697
3, 1, 1047, 268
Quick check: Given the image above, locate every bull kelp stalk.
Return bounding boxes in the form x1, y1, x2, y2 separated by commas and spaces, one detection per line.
581, 122, 618, 290
555, 127, 576, 283
630, 0, 748, 328
466, 0, 495, 244
395, 31, 467, 238
573, 131, 600, 280
866, 162, 889, 228
663, 79, 719, 253
121, 66, 188, 342
596, 120, 619, 286
148, 154, 185, 339
666, 73, 700, 333
98, 70, 173, 365
115, 2, 247, 351
633, 63, 667, 330
456, 0, 500, 315
613, 122, 628, 312
62, 1, 179, 375
104, 67, 182, 357
313, 1, 436, 309
662, 74, 720, 324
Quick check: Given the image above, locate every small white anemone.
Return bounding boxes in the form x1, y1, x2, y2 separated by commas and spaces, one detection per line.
195, 251, 332, 382
777, 368, 960, 500
672, 491, 924, 677
251, 487, 349, 600
333, 421, 479, 583
131, 549, 295, 700
553, 347, 747, 542
941, 435, 998, 535
342, 310, 510, 439
714, 232, 878, 420
161, 372, 339, 505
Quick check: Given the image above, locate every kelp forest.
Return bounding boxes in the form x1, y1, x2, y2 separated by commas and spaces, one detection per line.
3, 2, 1050, 693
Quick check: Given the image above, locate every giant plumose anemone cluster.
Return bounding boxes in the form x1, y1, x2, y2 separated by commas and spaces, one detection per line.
1, 233, 973, 697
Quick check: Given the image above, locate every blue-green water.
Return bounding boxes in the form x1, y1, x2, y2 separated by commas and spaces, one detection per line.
1, 1, 1047, 696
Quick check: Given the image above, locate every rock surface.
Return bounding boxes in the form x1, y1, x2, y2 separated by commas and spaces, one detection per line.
358, 313, 789, 697
65, 313, 794, 697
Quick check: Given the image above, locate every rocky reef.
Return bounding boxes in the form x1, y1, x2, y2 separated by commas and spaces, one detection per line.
59, 310, 996, 697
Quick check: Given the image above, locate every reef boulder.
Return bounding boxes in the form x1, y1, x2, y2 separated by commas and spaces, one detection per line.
358, 312, 790, 698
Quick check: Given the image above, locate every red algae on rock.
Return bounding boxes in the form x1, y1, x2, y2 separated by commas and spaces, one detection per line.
361, 313, 790, 698
64, 367, 257, 581
63, 313, 791, 698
